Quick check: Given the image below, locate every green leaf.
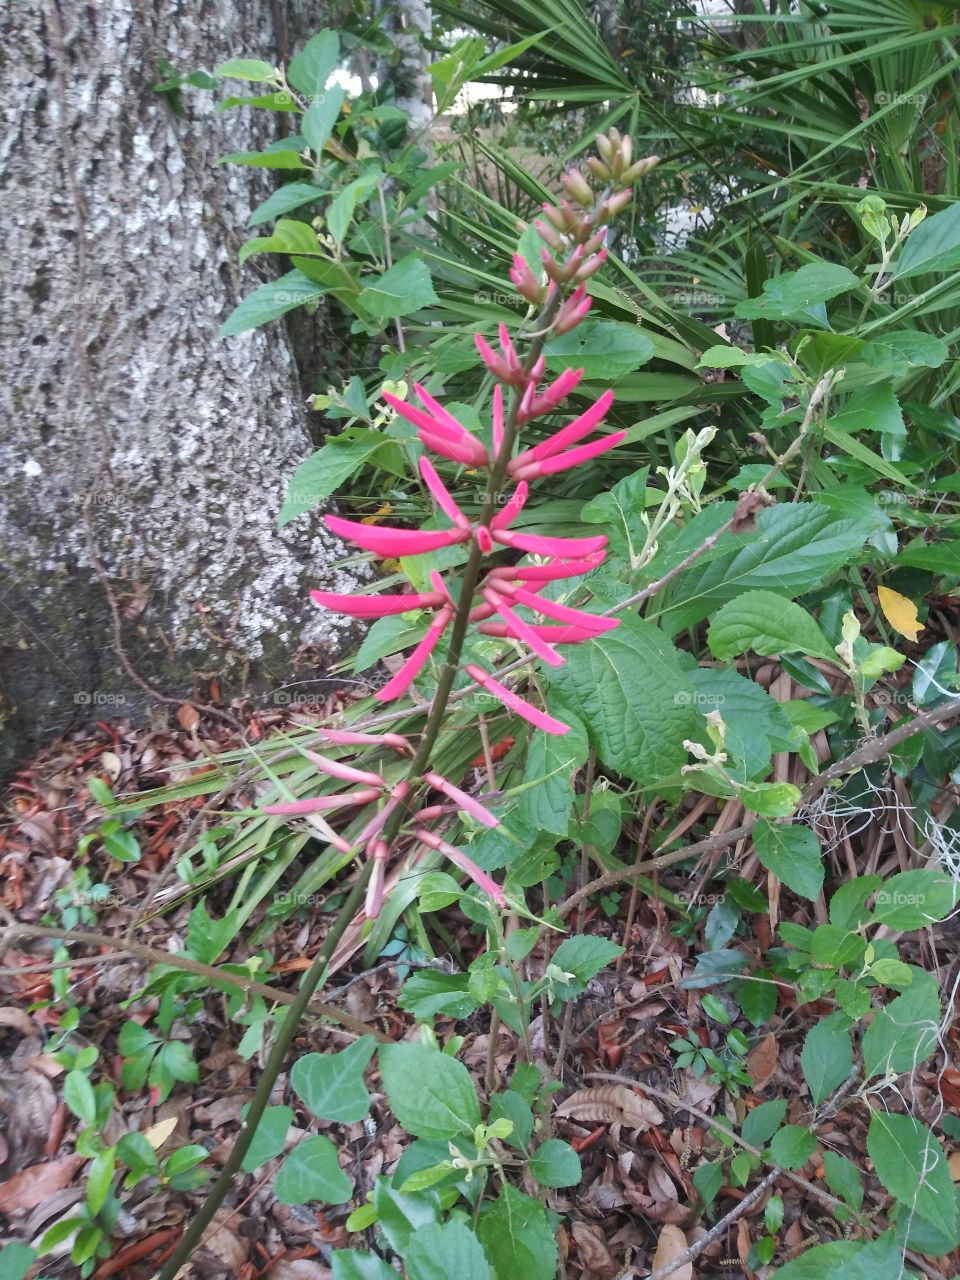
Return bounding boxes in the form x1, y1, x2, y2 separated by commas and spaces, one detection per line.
220, 270, 325, 337
551, 936, 623, 988
328, 173, 382, 244
476, 1182, 557, 1280
248, 182, 321, 227
216, 58, 275, 81
872, 869, 959, 929
287, 31, 340, 97
801, 1011, 853, 1104
220, 147, 308, 170
279, 434, 390, 526
863, 970, 941, 1079
753, 820, 824, 901
241, 1104, 293, 1172
275, 1135, 352, 1205
822, 1151, 864, 1210
239, 218, 323, 264
735, 262, 860, 325
302, 85, 345, 155
528, 1139, 582, 1188
398, 971, 477, 1021
186, 900, 238, 964
379, 1042, 481, 1140
894, 202, 960, 278
86, 1147, 115, 1216
740, 781, 801, 818
517, 706, 588, 835
372, 1178, 440, 1252
693, 1160, 723, 1206
332, 1251, 399, 1280
811, 924, 865, 969
688, 668, 794, 782
64, 1070, 97, 1126
656, 502, 877, 634
581, 467, 651, 560
768, 1124, 816, 1169
771, 1238, 891, 1280
116, 1131, 159, 1176
543, 320, 655, 379
697, 346, 786, 369
489, 1091, 534, 1149
291, 1037, 376, 1123
742, 1099, 787, 1146
867, 1111, 957, 1237
0, 1244, 36, 1280
548, 616, 697, 786
860, 329, 948, 374
405, 1220, 495, 1280
708, 590, 834, 662
829, 384, 905, 439
359, 255, 439, 321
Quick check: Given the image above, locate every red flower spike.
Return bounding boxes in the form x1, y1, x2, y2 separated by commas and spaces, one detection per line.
489, 481, 528, 530
465, 663, 570, 736
375, 607, 453, 702
482, 587, 564, 667
357, 780, 411, 847
506, 583, 618, 633
263, 787, 382, 817
492, 384, 504, 455
494, 528, 607, 558
415, 827, 506, 906
513, 430, 627, 480
303, 749, 385, 788
479, 622, 604, 643
515, 390, 615, 467
316, 727, 411, 753
311, 589, 445, 619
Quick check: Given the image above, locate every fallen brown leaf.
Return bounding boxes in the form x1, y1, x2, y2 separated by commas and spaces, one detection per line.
0, 1154, 84, 1213
571, 1221, 617, 1277
652, 1224, 692, 1280
177, 703, 200, 732
556, 1085, 663, 1131
747, 1033, 779, 1090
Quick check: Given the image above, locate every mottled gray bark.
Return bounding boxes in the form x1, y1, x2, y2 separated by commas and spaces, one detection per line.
0, 0, 364, 777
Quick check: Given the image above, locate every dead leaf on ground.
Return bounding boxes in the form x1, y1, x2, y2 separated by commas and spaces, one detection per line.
0, 1007, 37, 1036
557, 1085, 664, 1131
265, 1263, 332, 1280
747, 1032, 779, 1089
571, 1221, 618, 1277
177, 703, 200, 732
0, 1154, 84, 1213
652, 1224, 692, 1280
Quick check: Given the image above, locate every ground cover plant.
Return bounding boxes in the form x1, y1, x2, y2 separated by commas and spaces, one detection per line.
2, 9, 960, 1280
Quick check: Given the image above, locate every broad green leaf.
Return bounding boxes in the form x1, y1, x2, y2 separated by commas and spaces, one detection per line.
830, 876, 883, 929
894, 202, 960, 278
861, 330, 948, 373
693, 1160, 723, 1206
239, 218, 322, 264
248, 181, 321, 227
688, 667, 795, 782
739, 782, 801, 818
372, 1178, 440, 1253
476, 1182, 557, 1280
379, 1042, 481, 1139
528, 1139, 582, 1188
754, 820, 823, 901
220, 147, 308, 170
332, 1250, 398, 1280
279, 434, 392, 526
354, 615, 428, 675
517, 706, 588, 835
359, 255, 439, 320
811, 924, 866, 969
0, 1244, 36, 1280
398, 971, 477, 1020
328, 173, 382, 244
275, 1135, 352, 1205
551, 936, 623, 987
867, 1111, 957, 1237
241, 1105, 294, 1172
708, 590, 834, 662
697, 346, 786, 369
216, 58, 275, 81
580, 467, 651, 560
801, 1011, 853, 1104
302, 85, 345, 155
768, 1124, 816, 1169
287, 31, 340, 97
829, 384, 905, 438
220, 270, 325, 337
543, 320, 655, 379
405, 1221, 494, 1280
64, 1070, 97, 1126
655, 502, 877, 634
86, 1147, 115, 1216
548, 615, 697, 786
821, 421, 912, 484
822, 1150, 864, 1210
863, 970, 941, 1078
872, 869, 959, 928
772, 1236, 897, 1280
735, 263, 860, 325
742, 1099, 787, 1146
489, 1091, 534, 1149
291, 1037, 376, 1122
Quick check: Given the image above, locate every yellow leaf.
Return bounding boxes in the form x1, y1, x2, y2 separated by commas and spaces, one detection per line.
878, 586, 925, 642
143, 1116, 178, 1150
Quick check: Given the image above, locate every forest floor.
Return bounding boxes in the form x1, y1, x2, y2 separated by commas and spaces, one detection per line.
1, 704, 958, 1280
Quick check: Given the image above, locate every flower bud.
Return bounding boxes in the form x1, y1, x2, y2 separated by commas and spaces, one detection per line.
540, 247, 568, 284
586, 156, 610, 182
534, 218, 564, 251
574, 247, 608, 282
561, 168, 593, 208
597, 188, 632, 223
595, 132, 614, 164
620, 154, 660, 185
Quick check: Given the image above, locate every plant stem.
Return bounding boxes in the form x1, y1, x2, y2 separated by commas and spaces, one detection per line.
156, 862, 372, 1280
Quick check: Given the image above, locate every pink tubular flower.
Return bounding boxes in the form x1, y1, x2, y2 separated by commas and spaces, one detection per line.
509, 253, 545, 305
376, 606, 454, 702
382, 385, 489, 467
465, 663, 570, 736
303, 749, 385, 788
481, 586, 564, 667
415, 828, 506, 906
365, 838, 390, 918
316, 727, 412, 752
424, 771, 499, 828
263, 786, 382, 817
511, 390, 615, 473
490, 580, 618, 635
554, 286, 592, 335
419, 457, 472, 531
517, 368, 583, 422
325, 514, 468, 559
311, 588, 446, 618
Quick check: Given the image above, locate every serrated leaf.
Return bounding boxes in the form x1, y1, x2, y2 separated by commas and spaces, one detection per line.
822, 1151, 864, 1210
332, 1250, 398, 1280
302, 84, 345, 155
527, 1139, 582, 1188
801, 1011, 852, 1104
275, 1135, 352, 1205
753, 820, 824, 901
405, 1220, 494, 1280
379, 1042, 480, 1139
548, 616, 696, 786
543, 320, 655, 379
734, 262, 860, 325
708, 591, 834, 662
291, 1037, 376, 1123
873, 869, 958, 928
742, 1099, 787, 1146
863, 970, 941, 1079
893, 202, 960, 278
768, 1124, 816, 1169
551, 936, 623, 987
867, 1111, 957, 1237
517, 705, 588, 835
248, 182, 322, 227
476, 1183, 557, 1280
359, 255, 438, 320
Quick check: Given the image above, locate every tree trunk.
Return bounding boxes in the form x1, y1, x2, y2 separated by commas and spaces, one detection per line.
0, 0, 363, 777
